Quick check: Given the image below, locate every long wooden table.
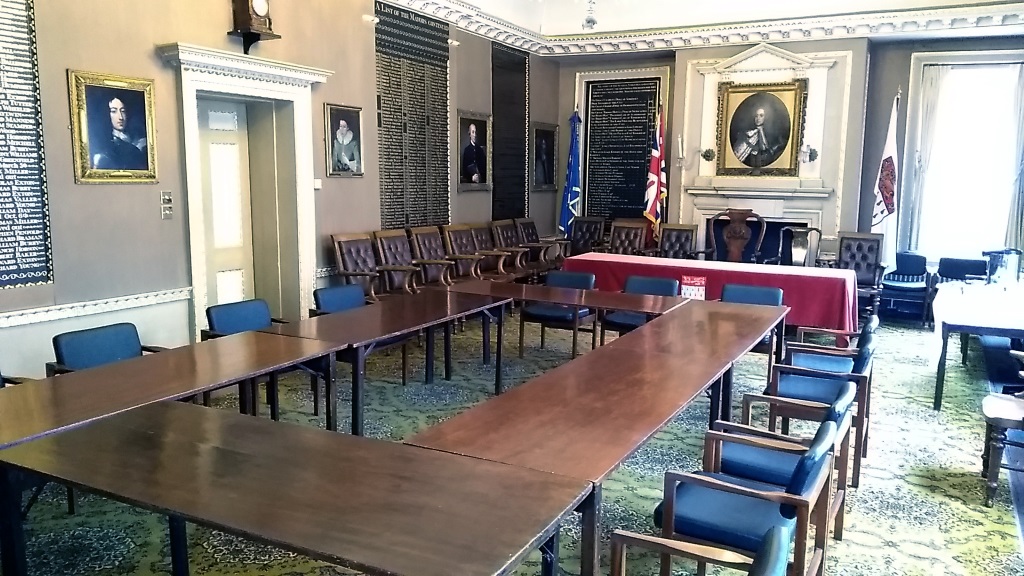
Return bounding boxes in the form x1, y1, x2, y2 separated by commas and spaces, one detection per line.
446, 278, 688, 315
0, 331, 339, 450
407, 299, 788, 576
260, 290, 511, 435
0, 402, 590, 576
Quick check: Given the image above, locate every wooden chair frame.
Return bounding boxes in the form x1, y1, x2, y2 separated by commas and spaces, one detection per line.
331, 232, 418, 300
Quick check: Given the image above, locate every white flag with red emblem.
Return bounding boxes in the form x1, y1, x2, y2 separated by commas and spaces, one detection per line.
871, 94, 900, 270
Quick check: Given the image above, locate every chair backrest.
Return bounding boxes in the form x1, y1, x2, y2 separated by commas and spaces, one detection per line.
469, 224, 502, 272
782, 420, 836, 508
748, 525, 793, 576
52, 323, 143, 371
206, 299, 273, 335
443, 224, 482, 277
331, 233, 379, 296
624, 275, 680, 297
893, 252, 927, 277
709, 209, 766, 263
936, 257, 988, 282
570, 217, 605, 255
515, 218, 542, 243
374, 229, 416, 290
836, 232, 884, 286
409, 226, 448, 284
491, 219, 522, 249
608, 220, 647, 255
852, 334, 877, 374
778, 226, 821, 266
658, 224, 698, 259
720, 284, 783, 306
546, 270, 595, 290
313, 284, 366, 314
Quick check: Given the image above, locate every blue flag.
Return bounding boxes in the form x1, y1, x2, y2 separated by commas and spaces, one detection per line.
558, 111, 582, 237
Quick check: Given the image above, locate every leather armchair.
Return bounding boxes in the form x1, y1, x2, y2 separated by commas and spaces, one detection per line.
375, 229, 452, 291
492, 219, 554, 278
836, 232, 885, 319
595, 220, 646, 255
332, 233, 416, 300
569, 217, 605, 256
515, 217, 567, 265
471, 223, 530, 279
442, 224, 514, 281
519, 271, 597, 358
646, 223, 708, 259
408, 226, 457, 286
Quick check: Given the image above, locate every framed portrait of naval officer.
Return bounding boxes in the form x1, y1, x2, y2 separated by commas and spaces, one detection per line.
68, 70, 157, 184
716, 79, 807, 177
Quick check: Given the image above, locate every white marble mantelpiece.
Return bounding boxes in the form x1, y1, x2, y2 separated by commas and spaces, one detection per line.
687, 186, 832, 200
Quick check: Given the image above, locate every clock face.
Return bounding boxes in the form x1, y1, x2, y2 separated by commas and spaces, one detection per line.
252, 0, 269, 17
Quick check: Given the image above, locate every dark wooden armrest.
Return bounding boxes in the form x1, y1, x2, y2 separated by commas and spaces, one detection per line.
377, 265, 419, 272
141, 345, 170, 353
519, 242, 549, 248
446, 254, 483, 260
271, 317, 288, 324
610, 530, 755, 567
336, 270, 378, 278
45, 362, 74, 377
711, 421, 812, 447
477, 250, 509, 257
1, 376, 28, 386
200, 329, 227, 341
795, 326, 858, 342
413, 259, 454, 266
785, 343, 858, 357
705, 430, 806, 454
503, 247, 530, 253
664, 471, 809, 507
638, 248, 660, 257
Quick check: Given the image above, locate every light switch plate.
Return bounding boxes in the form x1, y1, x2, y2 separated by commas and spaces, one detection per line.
161, 205, 173, 220
160, 190, 173, 205
313, 178, 323, 190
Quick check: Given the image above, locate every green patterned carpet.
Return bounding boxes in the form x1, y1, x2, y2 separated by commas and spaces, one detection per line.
18, 317, 1024, 575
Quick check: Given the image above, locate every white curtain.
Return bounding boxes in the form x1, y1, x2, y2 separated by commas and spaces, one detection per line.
903, 65, 948, 253
1005, 64, 1024, 250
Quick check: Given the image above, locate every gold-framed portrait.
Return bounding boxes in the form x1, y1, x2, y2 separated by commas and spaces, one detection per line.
716, 80, 807, 177
457, 110, 492, 192
67, 70, 157, 184
531, 122, 558, 192
324, 103, 364, 177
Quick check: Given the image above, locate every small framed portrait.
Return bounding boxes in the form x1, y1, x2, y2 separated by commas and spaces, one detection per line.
68, 70, 157, 184
532, 123, 558, 192
458, 110, 492, 192
716, 80, 807, 177
325, 103, 363, 177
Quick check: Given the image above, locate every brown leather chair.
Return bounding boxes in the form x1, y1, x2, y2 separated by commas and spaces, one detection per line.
408, 226, 459, 286
492, 219, 554, 276
331, 233, 417, 300
374, 229, 453, 290
837, 232, 885, 318
597, 219, 646, 255
470, 223, 529, 279
515, 218, 567, 265
708, 209, 767, 263
649, 223, 707, 259
569, 217, 605, 256
442, 224, 514, 281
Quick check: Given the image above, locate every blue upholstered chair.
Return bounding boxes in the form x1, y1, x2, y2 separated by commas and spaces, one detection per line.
653, 421, 837, 576
609, 524, 791, 576
721, 284, 784, 362
519, 271, 597, 358
599, 275, 680, 345
47, 322, 166, 376
880, 252, 931, 325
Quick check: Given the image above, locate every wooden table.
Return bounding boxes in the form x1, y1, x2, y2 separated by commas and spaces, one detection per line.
0, 401, 590, 576
446, 279, 688, 315
932, 283, 1024, 410
261, 290, 511, 435
407, 299, 788, 576
563, 252, 856, 332
0, 331, 339, 450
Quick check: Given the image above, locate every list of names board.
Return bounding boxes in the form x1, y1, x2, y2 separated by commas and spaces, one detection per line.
583, 78, 660, 222
0, 0, 52, 288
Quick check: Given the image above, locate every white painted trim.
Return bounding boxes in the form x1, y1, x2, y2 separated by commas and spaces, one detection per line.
158, 43, 332, 339
0, 288, 192, 329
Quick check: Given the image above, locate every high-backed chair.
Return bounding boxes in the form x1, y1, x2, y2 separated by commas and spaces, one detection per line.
519, 270, 597, 358
515, 218, 567, 265
765, 226, 821, 266
610, 524, 792, 576
442, 224, 514, 281
836, 232, 885, 319
708, 209, 767, 263
471, 223, 530, 279
375, 229, 453, 291
331, 233, 417, 300
569, 217, 605, 256
653, 421, 836, 576
648, 223, 707, 259
881, 252, 931, 325
408, 226, 457, 286
492, 219, 554, 277
599, 276, 679, 344
596, 219, 647, 255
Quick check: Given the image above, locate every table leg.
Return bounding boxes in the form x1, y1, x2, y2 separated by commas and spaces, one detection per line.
351, 346, 366, 436
238, 381, 251, 416
982, 422, 992, 478
425, 326, 436, 385
579, 483, 601, 576
0, 467, 27, 576
708, 377, 722, 429
482, 314, 491, 365
324, 354, 338, 432
267, 372, 280, 422
495, 304, 504, 395
540, 526, 561, 576
248, 379, 258, 417
960, 332, 970, 366
168, 515, 190, 576
934, 325, 950, 411
720, 367, 734, 423
572, 308, 580, 358
986, 426, 1006, 507
444, 321, 453, 381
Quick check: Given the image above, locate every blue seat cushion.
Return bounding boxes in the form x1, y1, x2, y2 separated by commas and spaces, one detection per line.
522, 303, 592, 322
880, 279, 927, 291
790, 353, 854, 374
653, 472, 796, 552
721, 443, 802, 487
602, 311, 646, 332
778, 373, 846, 404
53, 323, 143, 371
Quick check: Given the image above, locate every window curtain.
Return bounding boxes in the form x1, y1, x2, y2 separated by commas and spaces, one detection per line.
1005, 64, 1024, 250
903, 65, 948, 252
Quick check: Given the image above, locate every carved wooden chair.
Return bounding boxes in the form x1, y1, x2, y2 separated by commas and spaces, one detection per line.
708, 209, 767, 263
331, 233, 417, 301
491, 219, 554, 277
569, 217, 605, 256
470, 223, 531, 280
836, 232, 885, 319
442, 224, 515, 282
765, 226, 821, 266
408, 226, 459, 286
374, 229, 453, 291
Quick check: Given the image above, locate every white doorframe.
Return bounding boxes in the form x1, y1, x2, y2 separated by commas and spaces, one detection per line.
158, 43, 332, 339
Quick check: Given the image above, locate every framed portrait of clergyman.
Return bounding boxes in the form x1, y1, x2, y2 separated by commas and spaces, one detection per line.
715, 80, 807, 177
457, 110, 492, 192
531, 123, 558, 192
325, 103, 363, 177
68, 70, 157, 184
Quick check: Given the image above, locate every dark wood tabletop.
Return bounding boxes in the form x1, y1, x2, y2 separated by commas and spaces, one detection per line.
261, 290, 511, 347
408, 299, 788, 484
0, 401, 590, 576
0, 331, 338, 450
446, 279, 689, 315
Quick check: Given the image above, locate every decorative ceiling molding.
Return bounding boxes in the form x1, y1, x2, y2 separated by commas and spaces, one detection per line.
156, 43, 333, 87
388, 1, 1024, 55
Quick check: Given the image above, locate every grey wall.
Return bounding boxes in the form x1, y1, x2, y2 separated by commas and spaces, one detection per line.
450, 30, 493, 225
528, 55, 561, 236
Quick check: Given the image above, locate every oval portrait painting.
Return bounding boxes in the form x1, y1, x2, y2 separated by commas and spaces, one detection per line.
728, 91, 791, 168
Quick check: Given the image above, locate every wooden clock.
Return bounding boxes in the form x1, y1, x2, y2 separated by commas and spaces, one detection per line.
229, 0, 281, 54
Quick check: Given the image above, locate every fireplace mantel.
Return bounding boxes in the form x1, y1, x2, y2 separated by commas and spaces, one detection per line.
687, 186, 832, 200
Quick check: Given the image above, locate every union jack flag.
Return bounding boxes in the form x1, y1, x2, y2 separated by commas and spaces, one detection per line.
643, 106, 667, 244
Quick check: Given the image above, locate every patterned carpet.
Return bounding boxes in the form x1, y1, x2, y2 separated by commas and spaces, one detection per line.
17, 316, 1024, 575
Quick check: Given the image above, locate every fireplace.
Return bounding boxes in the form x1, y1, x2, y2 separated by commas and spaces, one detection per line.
705, 217, 811, 263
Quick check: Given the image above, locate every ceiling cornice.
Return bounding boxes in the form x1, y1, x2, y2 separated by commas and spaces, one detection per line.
388, 1, 1024, 55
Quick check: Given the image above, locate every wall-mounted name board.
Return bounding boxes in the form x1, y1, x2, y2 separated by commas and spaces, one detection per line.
0, 0, 52, 288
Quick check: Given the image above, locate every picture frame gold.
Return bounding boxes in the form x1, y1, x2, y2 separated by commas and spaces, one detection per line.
67, 70, 157, 184
716, 79, 807, 177
531, 122, 558, 192
457, 110, 492, 192
324, 103, 364, 177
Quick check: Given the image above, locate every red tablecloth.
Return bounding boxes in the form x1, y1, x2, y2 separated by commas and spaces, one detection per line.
563, 253, 858, 331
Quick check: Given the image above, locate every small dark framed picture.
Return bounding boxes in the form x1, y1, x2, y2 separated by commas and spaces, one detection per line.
716, 79, 807, 177
532, 123, 558, 191
458, 110, 492, 192
68, 70, 157, 184
325, 104, 364, 177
